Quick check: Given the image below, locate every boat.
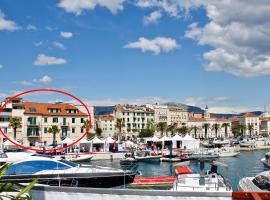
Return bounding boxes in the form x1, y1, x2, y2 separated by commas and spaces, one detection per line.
172, 161, 232, 192
161, 157, 181, 162
127, 176, 176, 189
120, 157, 137, 165
209, 147, 240, 157
238, 171, 270, 191
261, 152, 270, 168
54, 154, 93, 162
239, 139, 256, 147
212, 139, 230, 147
135, 155, 161, 162
0, 151, 36, 165
186, 152, 219, 161
1, 156, 136, 188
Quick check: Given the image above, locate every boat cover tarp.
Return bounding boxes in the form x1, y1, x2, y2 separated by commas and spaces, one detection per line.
175, 166, 193, 175
133, 176, 176, 183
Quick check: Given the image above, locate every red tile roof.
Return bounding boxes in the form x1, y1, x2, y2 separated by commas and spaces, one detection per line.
241, 113, 257, 118
23, 102, 87, 117
95, 115, 114, 121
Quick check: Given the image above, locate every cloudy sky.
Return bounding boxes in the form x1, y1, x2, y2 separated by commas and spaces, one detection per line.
0, 0, 270, 113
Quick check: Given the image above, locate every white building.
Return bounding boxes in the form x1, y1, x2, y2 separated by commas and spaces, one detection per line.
114, 104, 155, 138
239, 113, 260, 136
95, 114, 115, 137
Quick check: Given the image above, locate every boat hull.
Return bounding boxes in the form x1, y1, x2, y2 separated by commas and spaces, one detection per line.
1, 172, 136, 188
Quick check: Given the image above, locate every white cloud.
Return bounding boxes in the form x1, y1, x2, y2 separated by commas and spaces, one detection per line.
60, 31, 73, 39
183, 96, 231, 107
33, 75, 53, 84
34, 41, 43, 47
0, 10, 20, 31
26, 24, 37, 31
34, 54, 67, 66
0, 64, 3, 69
143, 10, 162, 25
85, 96, 172, 106
58, 0, 124, 15
20, 81, 33, 86
124, 37, 178, 55
209, 106, 263, 114
53, 41, 65, 50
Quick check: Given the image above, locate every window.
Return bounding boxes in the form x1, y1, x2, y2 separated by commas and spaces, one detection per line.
29, 107, 36, 112
72, 118, 75, 123
53, 118, 58, 123
44, 117, 47, 123
72, 128, 75, 133
44, 128, 47, 133
81, 118, 84, 123
81, 128, 83, 133
5, 160, 70, 175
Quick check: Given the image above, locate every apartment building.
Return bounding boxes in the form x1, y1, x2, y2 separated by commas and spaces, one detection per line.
0, 97, 89, 147
239, 113, 260, 135
95, 114, 115, 137
114, 104, 155, 138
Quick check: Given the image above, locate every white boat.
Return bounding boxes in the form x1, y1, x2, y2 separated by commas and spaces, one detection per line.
212, 139, 230, 146
238, 171, 270, 191
172, 161, 232, 193
1, 156, 136, 188
0, 151, 35, 164
239, 139, 256, 147
209, 147, 240, 157
261, 152, 270, 168
54, 154, 93, 162
135, 155, 161, 162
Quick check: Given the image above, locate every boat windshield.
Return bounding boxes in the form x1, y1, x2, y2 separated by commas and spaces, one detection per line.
5, 160, 72, 175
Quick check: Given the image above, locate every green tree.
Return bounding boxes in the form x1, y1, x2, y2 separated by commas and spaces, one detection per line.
115, 118, 125, 140
239, 124, 246, 136
167, 123, 177, 136
191, 125, 200, 139
156, 122, 167, 136
247, 124, 254, 137
48, 125, 60, 147
82, 119, 94, 139
138, 129, 154, 138
212, 123, 220, 138
146, 120, 156, 132
95, 127, 103, 136
222, 123, 230, 138
9, 117, 22, 140
202, 123, 210, 139
177, 126, 189, 136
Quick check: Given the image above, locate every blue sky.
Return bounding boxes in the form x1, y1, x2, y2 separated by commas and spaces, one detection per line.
0, 0, 270, 113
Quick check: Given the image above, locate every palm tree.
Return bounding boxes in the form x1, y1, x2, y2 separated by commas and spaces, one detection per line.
167, 123, 177, 137
191, 125, 200, 139
238, 124, 246, 137
115, 118, 125, 140
146, 120, 156, 132
222, 123, 230, 138
202, 123, 210, 139
212, 123, 220, 138
82, 119, 93, 138
247, 124, 254, 137
177, 126, 189, 136
156, 122, 167, 136
9, 117, 22, 140
48, 125, 60, 147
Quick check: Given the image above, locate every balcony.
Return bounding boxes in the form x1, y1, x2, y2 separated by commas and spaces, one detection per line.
27, 122, 40, 126
60, 122, 69, 126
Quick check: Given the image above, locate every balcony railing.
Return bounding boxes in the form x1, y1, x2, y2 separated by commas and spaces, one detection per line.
27, 122, 40, 126
60, 122, 70, 126
27, 133, 39, 137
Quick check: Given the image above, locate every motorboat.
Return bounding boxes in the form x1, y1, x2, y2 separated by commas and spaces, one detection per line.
0, 151, 36, 165
209, 147, 240, 157
185, 152, 219, 161
261, 152, 270, 168
212, 139, 230, 147
1, 157, 136, 188
172, 161, 232, 193
135, 151, 161, 163
238, 171, 270, 191
239, 139, 256, 147
54, 153, 93, 162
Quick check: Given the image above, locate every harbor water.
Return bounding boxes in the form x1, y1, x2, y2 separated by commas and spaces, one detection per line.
89, 149, 269, 190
